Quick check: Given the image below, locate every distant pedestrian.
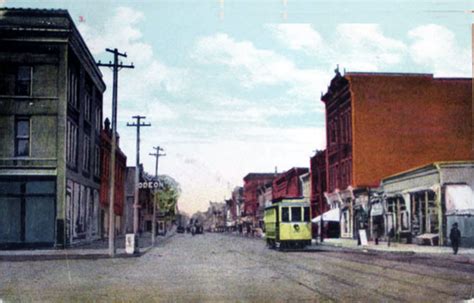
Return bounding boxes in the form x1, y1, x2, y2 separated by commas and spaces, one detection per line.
387, 227, 395, 247
449, 223, 461, 255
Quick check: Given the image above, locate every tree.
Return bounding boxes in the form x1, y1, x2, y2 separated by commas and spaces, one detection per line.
152, 174, 181, 220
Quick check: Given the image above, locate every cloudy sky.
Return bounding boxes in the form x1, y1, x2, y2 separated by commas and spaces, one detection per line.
5, 0, 473, 214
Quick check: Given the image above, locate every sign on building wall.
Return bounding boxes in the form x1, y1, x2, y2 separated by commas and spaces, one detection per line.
138, 182, 159, 189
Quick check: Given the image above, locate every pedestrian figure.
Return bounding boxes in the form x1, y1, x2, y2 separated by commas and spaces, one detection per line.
388, 227, 395, 247
449, 223, 461, 255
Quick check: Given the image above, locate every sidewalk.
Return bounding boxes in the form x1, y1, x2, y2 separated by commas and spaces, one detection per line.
314, 238, 474, 263
0, 230, 175, 262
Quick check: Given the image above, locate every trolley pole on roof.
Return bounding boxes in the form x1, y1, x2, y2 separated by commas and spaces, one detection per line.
97, 48, 134, 257
127, 116, 151, 245
149, 146, 166, 246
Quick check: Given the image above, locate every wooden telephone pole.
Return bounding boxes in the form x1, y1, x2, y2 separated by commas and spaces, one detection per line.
97, 48, 134, 257
127, 116, 151, 245
150, 146, 165, 245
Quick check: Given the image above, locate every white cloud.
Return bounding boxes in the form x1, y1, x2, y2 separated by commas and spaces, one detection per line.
78, 7, 152, 63
193, 33, 295, 86
268, 23, 470, 78
268, 23, 407, 72
77, 7, 184, 128
267, 24, 324, 56
145, 100, 180, 122
192, 33, 326, 101
408, 24, 471, 77
331, 24, 408, 71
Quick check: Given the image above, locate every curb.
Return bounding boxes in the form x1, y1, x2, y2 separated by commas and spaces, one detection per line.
0, 231, 177, 262
0, 251, 143, 262
316, 242, 417, 256
316, 242, 474, 262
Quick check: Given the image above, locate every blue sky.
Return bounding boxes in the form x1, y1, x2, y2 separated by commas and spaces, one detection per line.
4, 0, 473, 214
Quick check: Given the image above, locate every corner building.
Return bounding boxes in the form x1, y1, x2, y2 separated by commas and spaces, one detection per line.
0, 9, 106, 248
321, 70, 473, 239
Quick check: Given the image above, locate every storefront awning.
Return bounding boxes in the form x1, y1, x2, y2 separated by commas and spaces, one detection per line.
445, 185, 474, 215
312, 208, 340, 223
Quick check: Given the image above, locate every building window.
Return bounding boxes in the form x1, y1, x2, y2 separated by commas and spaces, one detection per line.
0, 65, 32, 96
84, 91, 91, 121
94, 106, 101, 132
329, 165, 337, 191
66, 120, 78, 167
83, 135, 91, 172
93, 145, 100, 176
340, 115, 345, 143
68, 69, 78, 108
330, 121, 337, 144
15, 117, 30, 156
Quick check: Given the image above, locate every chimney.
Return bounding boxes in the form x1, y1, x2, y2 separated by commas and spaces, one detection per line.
104, 118, 111, 133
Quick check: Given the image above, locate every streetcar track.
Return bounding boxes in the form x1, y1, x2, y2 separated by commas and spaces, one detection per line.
293, 251, 459, 300
316, 250, 474, 286
234, 249, 406, 303
228, 236, 472, 302
260, 250, 408, 303
231, 250, 337, 302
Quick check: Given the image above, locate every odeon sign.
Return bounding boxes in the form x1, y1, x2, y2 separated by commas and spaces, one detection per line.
138, 182, 159, 189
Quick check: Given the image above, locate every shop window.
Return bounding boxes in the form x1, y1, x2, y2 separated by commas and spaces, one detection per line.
411, 191, 438, 235
0, 181, 21, 194
26, 181, 55, 194
291, 207, 302, 222
0, 65, 32, 96
400, 211, 409, 231
15, 117, 30, 157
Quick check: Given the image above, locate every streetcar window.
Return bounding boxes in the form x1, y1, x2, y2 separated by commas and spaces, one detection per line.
282, 207, 290, 222
291, 207, 302, 222
304, 207, 310, 222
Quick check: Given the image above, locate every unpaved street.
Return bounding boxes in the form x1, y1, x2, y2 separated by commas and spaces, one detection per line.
1, 233, 474, 302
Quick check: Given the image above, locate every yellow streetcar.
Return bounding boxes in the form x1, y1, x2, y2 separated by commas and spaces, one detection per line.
264, 198, 312, 250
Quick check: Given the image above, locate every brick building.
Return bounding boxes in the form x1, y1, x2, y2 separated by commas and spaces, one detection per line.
0, 9, 105, 248
256, 182, 273, 229
310, 150, 327, 218
272, 167, 309, 201
99, 118, 127, 237
243, 173, 278, 227
321, 69, 473, 239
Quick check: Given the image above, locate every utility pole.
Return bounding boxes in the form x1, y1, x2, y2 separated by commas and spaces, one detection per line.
127, 116, 151, 248
149, 146, 165, 246
97, 48, 134, 257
